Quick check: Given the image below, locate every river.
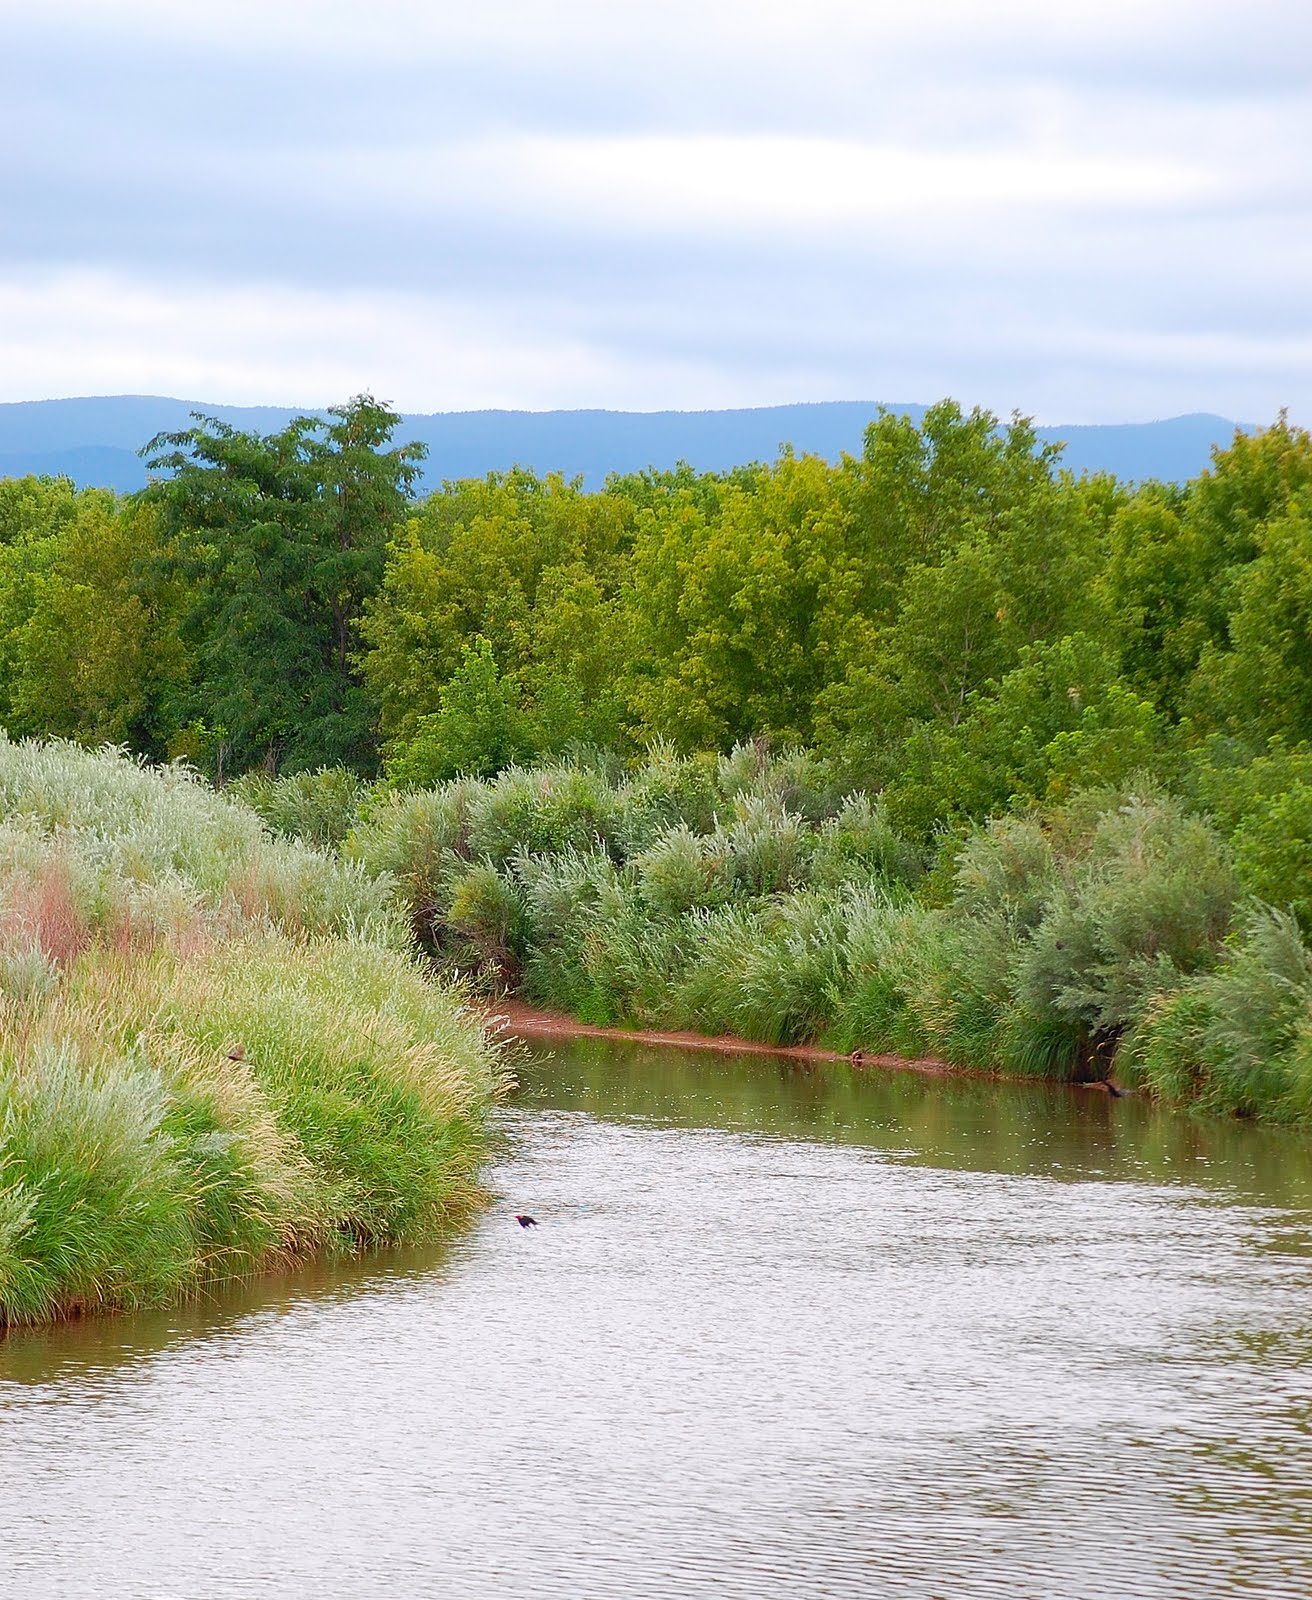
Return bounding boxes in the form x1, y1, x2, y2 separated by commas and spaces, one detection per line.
3, 1037, 1312, 1598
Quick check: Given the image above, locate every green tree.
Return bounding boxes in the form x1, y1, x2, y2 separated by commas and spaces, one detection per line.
882, 633, 1169, 840
358, 470, 633, 753
1191, 494, 1312, 744
621, 450, 855, 747
838, 400, 1068, 616
816, 406, 1111, 785
385, 635, 530, 785
3, 497, 187, 752
144, 395, 424, 774
1098, 482, 1205, 716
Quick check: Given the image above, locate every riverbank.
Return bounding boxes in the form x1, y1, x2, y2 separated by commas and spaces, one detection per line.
485, 1000, 1142, 1099
0, 740, 505, 1329
492, 998, 962, 1076
353, 757, 1290, 1118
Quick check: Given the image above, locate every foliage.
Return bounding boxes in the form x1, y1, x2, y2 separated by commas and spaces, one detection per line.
143, 395, 425, 774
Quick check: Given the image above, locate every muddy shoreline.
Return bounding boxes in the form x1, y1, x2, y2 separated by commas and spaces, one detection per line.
484, 1000, 1137, 1098
484, 998, 960, 1076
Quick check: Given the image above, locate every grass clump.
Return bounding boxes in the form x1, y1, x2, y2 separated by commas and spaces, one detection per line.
0, 738, 505, 1327
0, 932, 503, 1327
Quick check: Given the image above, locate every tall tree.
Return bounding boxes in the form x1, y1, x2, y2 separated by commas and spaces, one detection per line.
144, 395, 424, 774
2, 496, 187, 753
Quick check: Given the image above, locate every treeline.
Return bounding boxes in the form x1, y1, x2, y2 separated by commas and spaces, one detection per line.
7, 394, 1312, 1120
4, 397, 1310, 842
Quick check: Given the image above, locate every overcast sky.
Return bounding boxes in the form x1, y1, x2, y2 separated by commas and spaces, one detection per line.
2, 0, 1308, 421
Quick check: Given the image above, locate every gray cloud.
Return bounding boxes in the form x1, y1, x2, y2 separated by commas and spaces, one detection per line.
2, 0, 1309, 421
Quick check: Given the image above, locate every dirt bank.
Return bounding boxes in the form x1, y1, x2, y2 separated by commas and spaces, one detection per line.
484, 998, 958, 1076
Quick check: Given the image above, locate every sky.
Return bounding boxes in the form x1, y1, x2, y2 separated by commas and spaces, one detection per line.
2, 0, 1309, 422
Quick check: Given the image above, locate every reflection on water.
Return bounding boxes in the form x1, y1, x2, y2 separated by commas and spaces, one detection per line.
3, 1039, 1312, 1599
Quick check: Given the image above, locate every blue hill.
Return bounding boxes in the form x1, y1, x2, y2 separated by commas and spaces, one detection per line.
0, 396, 1251, 494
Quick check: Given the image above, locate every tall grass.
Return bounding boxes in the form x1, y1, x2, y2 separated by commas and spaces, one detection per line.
0, 736, 400, 947
345, 743, 1312, 1125
0, 934, 503, 1325
0, 737, 504, 1326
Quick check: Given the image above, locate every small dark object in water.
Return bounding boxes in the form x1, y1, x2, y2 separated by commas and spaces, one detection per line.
850, 1049, 865, 1066
515, 1215, 538, 1228
1101, 1079, 1125, 1099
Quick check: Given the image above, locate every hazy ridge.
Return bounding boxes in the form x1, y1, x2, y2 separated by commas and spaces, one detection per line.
0, 397, 1251, 492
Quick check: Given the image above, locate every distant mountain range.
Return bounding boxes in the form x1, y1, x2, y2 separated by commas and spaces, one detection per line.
0, 396, 1252, 494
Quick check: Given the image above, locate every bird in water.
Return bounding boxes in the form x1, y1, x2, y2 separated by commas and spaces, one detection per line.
515, 1215, 538, 1228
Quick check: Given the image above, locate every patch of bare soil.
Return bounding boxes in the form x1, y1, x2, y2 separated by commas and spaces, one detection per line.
482, 998, 958, 1077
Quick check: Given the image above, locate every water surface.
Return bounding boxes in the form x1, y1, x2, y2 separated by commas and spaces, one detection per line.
4, 1039, 1312, 1598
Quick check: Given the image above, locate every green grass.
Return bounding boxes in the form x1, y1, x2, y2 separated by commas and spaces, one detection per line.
0, 933, 504, 1326
0, 738, 505, 1327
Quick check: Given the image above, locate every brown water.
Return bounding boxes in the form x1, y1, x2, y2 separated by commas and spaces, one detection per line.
4, 1038, 1312, 1599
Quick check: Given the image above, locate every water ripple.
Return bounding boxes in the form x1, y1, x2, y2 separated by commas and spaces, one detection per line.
3, 1056, 1312, 1599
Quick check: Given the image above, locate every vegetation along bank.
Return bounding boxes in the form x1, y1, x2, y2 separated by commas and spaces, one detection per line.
0, 739, 505, 1327
6, 396, 1312, 1325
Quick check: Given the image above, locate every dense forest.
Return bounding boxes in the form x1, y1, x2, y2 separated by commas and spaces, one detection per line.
6, 395, 1312, 1124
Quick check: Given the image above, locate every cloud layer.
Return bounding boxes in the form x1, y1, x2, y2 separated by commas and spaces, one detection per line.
3, 0, 1308, 419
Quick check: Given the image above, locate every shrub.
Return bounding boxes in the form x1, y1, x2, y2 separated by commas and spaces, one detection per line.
0, 739, 505, 1325
1009, 795, 1237, 1059
612, 744, 721, 855
716, 741, 838, 821
157, 932, 502, 1245
345, 782, 479, 878
950, 814, 1058, 933
445, 864, 525, 986
0, 1041, 196, 1324
0, 737, 402, 949
721, 797, 812, 899
808, 794, 925, 891
827, 899, 941, 1056
342, 781, 483, 946
577, 903, 695, 1027
465, 765, 617, 865
717, 890, 856, 1046
1125, 908, 1312, 1117
228, 766, 372, 849
516, 848, 635, 1020
632, 825, 727, 917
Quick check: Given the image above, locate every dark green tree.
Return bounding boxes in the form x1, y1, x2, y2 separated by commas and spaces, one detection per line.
144, 395, 424, 774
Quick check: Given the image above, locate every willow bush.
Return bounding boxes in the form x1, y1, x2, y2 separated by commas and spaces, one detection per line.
340, 738, 1312, 1124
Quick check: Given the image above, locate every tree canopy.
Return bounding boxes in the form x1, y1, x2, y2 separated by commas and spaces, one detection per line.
142, 394, 425, 773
